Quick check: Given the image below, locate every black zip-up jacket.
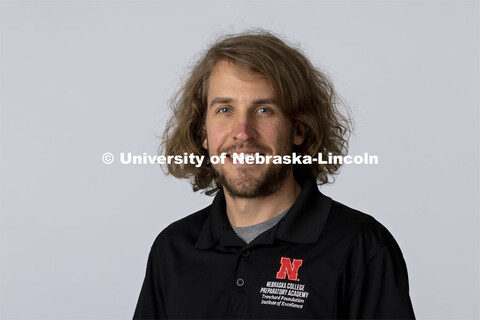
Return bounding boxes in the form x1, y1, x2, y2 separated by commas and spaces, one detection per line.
134, 175, 415, 319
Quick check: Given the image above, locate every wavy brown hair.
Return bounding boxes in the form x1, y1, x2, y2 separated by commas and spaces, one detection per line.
162, 31, 352, 195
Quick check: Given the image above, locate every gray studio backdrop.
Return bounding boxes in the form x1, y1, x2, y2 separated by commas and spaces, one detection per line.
1, 1, 479, 319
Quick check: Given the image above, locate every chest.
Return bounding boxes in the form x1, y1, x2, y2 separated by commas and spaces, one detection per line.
160, 242, 346, 319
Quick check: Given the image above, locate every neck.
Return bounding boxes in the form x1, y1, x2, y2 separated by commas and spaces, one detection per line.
224, 171, 301, 227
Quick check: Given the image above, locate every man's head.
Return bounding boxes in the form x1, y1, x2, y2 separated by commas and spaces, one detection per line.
162, 31, 351, 195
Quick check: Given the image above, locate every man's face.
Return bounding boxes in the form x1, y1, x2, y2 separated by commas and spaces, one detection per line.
203, 60, 305, 198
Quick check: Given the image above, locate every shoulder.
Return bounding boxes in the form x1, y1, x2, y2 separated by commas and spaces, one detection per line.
150, 205, 211, 250
323, 200, 386, 241
325, 199, 407, 273
323, 198, 402, 260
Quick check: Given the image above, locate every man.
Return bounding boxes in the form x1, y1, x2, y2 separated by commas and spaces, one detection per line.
134, 32, 415, 319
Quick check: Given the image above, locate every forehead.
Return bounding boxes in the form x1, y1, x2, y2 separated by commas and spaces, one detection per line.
210, 60, 264, 81
207, 60, 275, 100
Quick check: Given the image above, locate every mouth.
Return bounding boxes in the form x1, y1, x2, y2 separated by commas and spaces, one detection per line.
227, 151, 265, 159
224, 150, 267, 165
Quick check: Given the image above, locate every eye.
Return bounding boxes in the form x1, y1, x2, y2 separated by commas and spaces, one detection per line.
217, 107, 231, 114
256, 107, 272, 114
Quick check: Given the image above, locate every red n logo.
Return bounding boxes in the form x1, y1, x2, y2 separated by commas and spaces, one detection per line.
275, 257, 303, 281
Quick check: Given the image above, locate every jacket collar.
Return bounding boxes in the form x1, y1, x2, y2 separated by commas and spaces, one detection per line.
195, 174, 332, 250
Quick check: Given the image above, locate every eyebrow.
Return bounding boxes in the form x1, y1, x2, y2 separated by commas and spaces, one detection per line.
209, 98, 233, 108
209, 97, 278, 108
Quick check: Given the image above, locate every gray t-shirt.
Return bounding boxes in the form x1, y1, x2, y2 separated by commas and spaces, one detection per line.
232, 208, 289, 244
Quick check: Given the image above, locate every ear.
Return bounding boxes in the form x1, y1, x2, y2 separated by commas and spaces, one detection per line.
293, 121, 307, 146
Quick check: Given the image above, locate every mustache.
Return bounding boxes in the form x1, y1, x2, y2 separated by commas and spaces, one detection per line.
219, 143, 272, 155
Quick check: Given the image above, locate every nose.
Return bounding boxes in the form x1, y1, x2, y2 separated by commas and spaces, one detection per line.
232, 113, 258, 142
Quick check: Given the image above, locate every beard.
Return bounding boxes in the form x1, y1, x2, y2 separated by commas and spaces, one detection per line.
212, 159, 292, 199
207, 135, 296, 198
